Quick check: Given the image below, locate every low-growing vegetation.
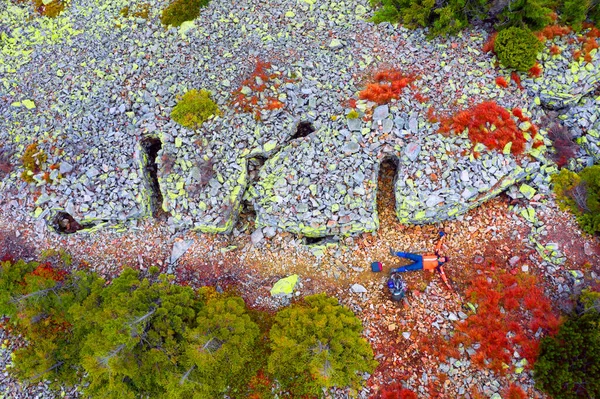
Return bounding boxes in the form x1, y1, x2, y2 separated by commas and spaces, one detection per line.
494, 27, 543, 71
0, 259, 376, 398
160, 0, 210, 27
435, 101, 540, 156
171, 89, 220, 129
20, 143, 48, 184
369, 0, 600, 37
534, 288, 600, 398
358, 69, 418, 105
552, 165, 600, 235
451, 266, 561, 374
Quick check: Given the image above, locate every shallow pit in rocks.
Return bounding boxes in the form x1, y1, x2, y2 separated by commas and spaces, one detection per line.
290, 121, 316, 141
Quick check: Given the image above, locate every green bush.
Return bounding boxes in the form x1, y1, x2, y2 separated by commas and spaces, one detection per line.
534, 290, 600, 398
171, 89, 220, 129
494, 27, 542, 71
560, 0, 591, 31
496, 0, 554, 31
369, 0, 487, 37
0, 260, 97, 387
174, 296, 261, 398
160, 0, 209, 27
1, 261, 376, 398
268, 294, 377, 397
552, 165, 600, 235
72, 267, 200, 398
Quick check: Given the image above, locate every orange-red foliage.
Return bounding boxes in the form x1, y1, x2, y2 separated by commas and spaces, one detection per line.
231, 59, 290, 119
537, 24, 571, 41
247, 369, 274, 399
378, 384, 418, 399
414, 92, 428, 103
451, 265, 561, 375
483, 32, 497, 53
27, 262, 68, 282
437, 101, 535, 155
511, 72, 523, 90
573, 49, 582, 60
358, 69, 417, 104
529, 63, 543, 78
549, 44, 561, 55
495, 76, 508, 88
502, 383, 528, 399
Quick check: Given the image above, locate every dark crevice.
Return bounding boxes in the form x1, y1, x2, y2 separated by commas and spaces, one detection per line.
290, 121, 315, 141
237, 156, 268, 231
52, 211, 91, 234
303, 236, 338, 246
377, 156, 399, 223
140, 137, 167, 218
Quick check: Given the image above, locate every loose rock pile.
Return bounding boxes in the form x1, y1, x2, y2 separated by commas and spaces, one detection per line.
0, 0, 598, 239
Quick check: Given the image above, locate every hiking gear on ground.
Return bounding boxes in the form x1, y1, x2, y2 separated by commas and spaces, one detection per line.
371, 261, 382, 272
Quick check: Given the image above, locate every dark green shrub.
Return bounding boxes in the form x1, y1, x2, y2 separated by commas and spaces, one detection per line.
172, 297, 261, 398
171, 89, 220, 129
552, 165, 600, 235
560, 0, 591, 31
494, 27, 542, 71
534, 289, 600, 398
160, 0, 209, 27
496, 0, 554, 31
369, 0, 487, 37
267, 294, 377, 397
71, 267, 200, 398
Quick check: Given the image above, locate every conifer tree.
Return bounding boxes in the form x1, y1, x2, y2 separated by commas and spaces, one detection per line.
71, 267, 199, 398
268, 294, 377, 397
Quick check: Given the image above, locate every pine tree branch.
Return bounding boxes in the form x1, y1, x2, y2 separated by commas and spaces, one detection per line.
26, 361, 64, 383
180, 365, 195, 385
98, 344, 126, 367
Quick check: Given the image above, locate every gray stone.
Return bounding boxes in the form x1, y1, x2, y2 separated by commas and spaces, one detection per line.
461, 187, 478, 200
351, 283, 367, 293
59, 162, 73, 174
509, 256, 520, 267
404, 142, 420, 161
251, 228, 264, 245
342, 141, 360, 154
447, 312, 458, 321
372, 105, 389, 121
347, 118, 362, 131
169, 239, 194, 266
426, 195, 443, 208
263, 226, 276, 237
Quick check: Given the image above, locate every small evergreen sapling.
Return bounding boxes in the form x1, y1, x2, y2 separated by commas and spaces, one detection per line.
171, 89, 220, 129
494, 27, 543, 71
267, 294, 377, 397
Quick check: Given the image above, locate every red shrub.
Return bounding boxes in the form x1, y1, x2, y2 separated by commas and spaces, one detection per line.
377, 384, 418, 399
529, 63, 543, 78
414, 92, 428, 103
450, 265, 561, 375
573, 49, 582, 60
495, 76, 508, 88
537, 25, 571, 41
502, 384, 527, 399
549, 44, 561, 55
483, 32, 497, 53
511, 72, 523, 90
27, 262, 68, 282
358, 69, 417, 104
437, 101, 536, 155
230, 59, 292, 119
